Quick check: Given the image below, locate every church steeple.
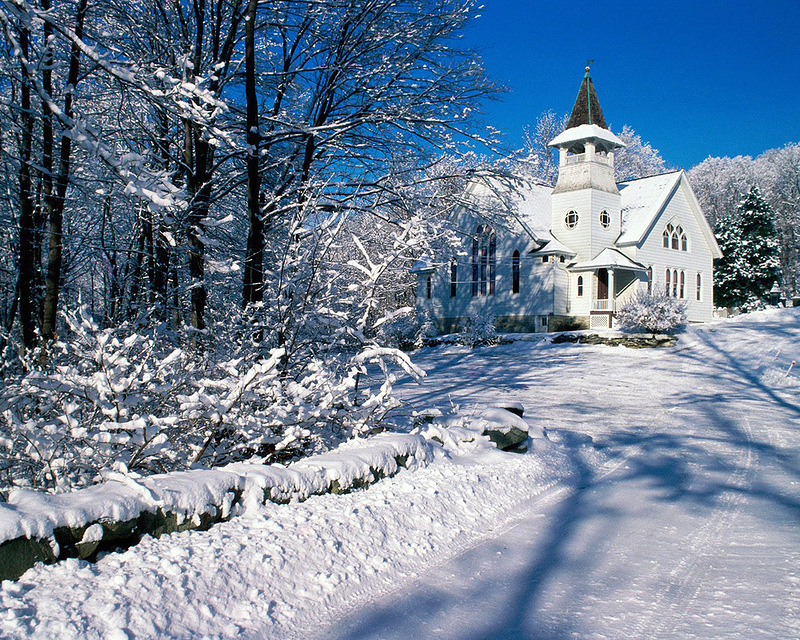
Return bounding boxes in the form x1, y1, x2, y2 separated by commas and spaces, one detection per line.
547, 66, 625, 262
567, 65, 608, 129
548, 66, 624, 196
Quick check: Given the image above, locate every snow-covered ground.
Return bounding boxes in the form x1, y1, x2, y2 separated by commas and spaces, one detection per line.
2, 308, 799, 639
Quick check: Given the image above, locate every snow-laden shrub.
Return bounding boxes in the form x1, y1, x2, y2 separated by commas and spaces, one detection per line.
416, 313, 437, 347
0, 306, 423, 494
375, 308, 419, 350
458, 311, 499, 347
616, 291, 687, 334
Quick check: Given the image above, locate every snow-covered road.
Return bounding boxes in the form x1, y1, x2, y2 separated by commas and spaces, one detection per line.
1, 309, 799, 639
326, 310, 800, 639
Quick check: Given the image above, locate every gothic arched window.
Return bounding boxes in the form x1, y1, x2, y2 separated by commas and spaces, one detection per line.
450, 260, 457, 298
577, 275, 584, 297
471, 225, 496, 297
664, 223, 687, 251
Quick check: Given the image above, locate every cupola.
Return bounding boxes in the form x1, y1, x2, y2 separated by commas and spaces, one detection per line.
549, 66, 625, 195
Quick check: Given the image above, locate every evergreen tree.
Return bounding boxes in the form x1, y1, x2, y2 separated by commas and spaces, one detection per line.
714, 187, 781, 309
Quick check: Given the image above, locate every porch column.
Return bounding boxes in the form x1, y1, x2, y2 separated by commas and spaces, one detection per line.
609, 269, 616, 312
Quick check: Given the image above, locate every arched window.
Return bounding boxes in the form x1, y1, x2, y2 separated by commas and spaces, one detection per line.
450, 260, 457, 298
679, 270, 685, 298
577, 275, 584, 297
665, 268, 671, 296
647, 266, 653, 294
512, 251, 520, 294
672, 269, 678, 297
696, 273, 702, 301
664, 222, 687, 251
471, 225, 496, 297
426, 275, 432, 299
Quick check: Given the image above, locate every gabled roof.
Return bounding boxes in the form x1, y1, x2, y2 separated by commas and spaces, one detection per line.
617, 171, 683, 245
617, 170, 722, 258
570, 247, 648, 272
567, 67, 608, 129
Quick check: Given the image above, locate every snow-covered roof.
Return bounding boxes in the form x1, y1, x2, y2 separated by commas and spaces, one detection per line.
513, 182, 553, 238
531, 234, 576, 257
410, 256, 434, 274
548, 124, 625, 150
569, 247, 647, 272
617, 171, 683, 246
463, 177, 552, 242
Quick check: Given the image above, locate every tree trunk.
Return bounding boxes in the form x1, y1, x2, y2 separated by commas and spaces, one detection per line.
243, 0, 263, 306
41, 0, 88, 341
17, 23, 37, 350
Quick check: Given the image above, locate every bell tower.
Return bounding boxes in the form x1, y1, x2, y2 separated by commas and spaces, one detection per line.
548, 66, 625, 261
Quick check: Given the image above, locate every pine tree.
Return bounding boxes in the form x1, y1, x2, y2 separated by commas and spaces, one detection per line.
714, 187, 781, 309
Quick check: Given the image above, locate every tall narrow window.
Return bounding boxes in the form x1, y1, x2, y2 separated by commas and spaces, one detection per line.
696, 273, 702, 301
450, 260, 457, 297
647, 267, 653, 294
512, 251, 520, 294
672, 269, 678, 297
681, 234, 688, 251
471, 234, 479, 297
489, 232, 496, 295
577, 275, 584, 297
665, 269, 671, 296
426, 276, 432, 299
679, 270, 685, 298
479, 229, 488, 296
472, 225, 495, 297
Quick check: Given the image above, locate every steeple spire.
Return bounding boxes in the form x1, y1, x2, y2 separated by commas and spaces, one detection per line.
566, 64, 608, 130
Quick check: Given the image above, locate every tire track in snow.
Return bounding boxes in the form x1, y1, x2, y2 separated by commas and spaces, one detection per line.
627, 394, 758, 637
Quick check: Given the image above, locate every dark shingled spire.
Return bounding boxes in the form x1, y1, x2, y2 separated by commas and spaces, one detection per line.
566, 66, 608, 130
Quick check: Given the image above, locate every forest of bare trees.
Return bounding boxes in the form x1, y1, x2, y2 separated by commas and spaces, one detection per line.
0, 0, 504, 491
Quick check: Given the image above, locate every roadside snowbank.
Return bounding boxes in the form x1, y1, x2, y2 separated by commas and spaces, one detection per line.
0, 406, 542, 581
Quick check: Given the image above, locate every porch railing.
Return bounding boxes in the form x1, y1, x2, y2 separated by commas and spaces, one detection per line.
592, 299, 613, 312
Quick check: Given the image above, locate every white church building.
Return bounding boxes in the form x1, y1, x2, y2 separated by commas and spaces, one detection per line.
414, 68, 722, 333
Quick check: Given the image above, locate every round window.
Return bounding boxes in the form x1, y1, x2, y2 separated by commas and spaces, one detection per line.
600, 210, 610, 228
565, 210, 579, 229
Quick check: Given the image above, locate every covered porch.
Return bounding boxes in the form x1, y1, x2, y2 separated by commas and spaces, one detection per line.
570, 248, 648, 328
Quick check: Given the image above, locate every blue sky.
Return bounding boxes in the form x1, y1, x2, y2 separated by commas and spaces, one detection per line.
464, 0, 800, 169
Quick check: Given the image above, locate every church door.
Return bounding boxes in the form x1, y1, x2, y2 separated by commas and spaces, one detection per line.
597, 269, 609, 300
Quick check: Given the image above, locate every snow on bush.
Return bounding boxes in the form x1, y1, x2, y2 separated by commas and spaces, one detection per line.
0, 306, 423, 495
616, 291, 687, 334
375, 308, 420, 350
458, 311, 499, 347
